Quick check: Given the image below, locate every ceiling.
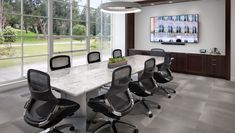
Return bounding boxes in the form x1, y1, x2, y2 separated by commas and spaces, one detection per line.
125, 0, 200, 6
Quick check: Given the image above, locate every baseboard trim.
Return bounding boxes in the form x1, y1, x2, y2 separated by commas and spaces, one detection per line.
0, 79, 27, 93
231, 76, 235, 81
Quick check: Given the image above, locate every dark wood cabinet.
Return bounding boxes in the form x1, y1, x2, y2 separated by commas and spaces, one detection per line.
128, 49, 226, 79
169, 53, 187, 72
187, 54, 204, 74
205, 55, 226, 78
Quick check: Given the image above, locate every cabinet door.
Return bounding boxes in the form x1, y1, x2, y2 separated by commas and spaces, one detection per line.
177, 53, 188, 72
187, 54, 204, 74
205, 56, 225, 78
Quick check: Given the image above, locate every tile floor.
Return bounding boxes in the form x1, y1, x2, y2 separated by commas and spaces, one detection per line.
0, 73, 235, 133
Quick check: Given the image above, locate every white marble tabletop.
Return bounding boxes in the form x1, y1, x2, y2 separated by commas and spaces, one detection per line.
50, 55, 164, 96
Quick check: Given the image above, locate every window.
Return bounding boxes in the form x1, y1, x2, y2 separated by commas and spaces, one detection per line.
90, 0, 112, 60
0, 0, 112, 84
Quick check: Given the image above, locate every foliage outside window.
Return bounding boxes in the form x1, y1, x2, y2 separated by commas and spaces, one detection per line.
0, 0, 112, 84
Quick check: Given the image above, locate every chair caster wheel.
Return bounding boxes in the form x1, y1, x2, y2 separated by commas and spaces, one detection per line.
167, 95, 171, 99
134, 129, 139, 133
147, 111, 153, 118
173, 90, 176, 94
157, 105, 161, 109
69, 126, 75, 131
148, 113, 153, 118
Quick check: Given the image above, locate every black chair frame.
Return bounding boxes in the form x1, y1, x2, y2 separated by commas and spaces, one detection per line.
129, 58, 161, 118
112, 49, 122, 58
87, 51, 101, 64
88, 66, 138, 133
50, 55, 71, 71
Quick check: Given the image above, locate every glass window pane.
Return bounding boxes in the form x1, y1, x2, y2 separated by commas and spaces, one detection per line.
90, 0, 101, 9
102, 23, 111, 36
23, 37, 48, 56
23, 17, 48, 36
0, 58, 21, 83
72, 5, 87, 21
101, 37, 111, 60
3, 0, 21, 14
72, 37, 86, 50
53, 1, 70, 19
90, 37, 101, 51
23, 56, 47, 75
53, 37, 71, 52
23, 0, 48, 16
0, 36, 21, 58
53, 19, 70, 36
1, 14, 22, 58
54, 52, 71, 57
73, 0, 87, 6
72, 21, 86, 36
72, 51, 87, 66
90, 8, 101, 23
2, 14, 21, 34
90, 22, 101, 36
102, 13, 111, 24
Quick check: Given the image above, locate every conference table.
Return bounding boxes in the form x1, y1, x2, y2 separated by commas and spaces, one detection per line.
49, 55, 165, 131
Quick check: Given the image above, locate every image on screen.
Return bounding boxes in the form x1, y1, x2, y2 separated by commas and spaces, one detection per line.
150, 14, 199, 43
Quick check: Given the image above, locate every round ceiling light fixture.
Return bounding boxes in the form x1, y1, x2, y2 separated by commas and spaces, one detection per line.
100, 1, 142, 14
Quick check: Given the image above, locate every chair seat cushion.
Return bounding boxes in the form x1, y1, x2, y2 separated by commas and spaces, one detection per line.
88, 95, 121, 119
129, 81, 152, 97
24, 99, 79, 129
153, 71, 173, 83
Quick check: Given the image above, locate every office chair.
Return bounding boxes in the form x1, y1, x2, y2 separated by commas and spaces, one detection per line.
113, 49, 122, 58
150, 48, 166, 57
50, 55, 71, 71
24, 69, 80, 133
88, 65, 138, 133
129, 58, 161, 118
87, 51, 101, 64
150, 49, 176, 98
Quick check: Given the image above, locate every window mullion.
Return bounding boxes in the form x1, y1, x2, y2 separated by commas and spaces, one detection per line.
20, 0, 24, 77
70, 0, 73, 65
48, 0, 53, 72
87, 0, 90, 52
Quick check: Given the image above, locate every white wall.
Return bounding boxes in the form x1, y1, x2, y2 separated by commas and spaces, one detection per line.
231, 0, 235, 81
135, 0, 225, 55
112, 14, 126, 55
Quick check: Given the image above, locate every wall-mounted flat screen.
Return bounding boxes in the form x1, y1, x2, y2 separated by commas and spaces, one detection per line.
150, 14, 199, 43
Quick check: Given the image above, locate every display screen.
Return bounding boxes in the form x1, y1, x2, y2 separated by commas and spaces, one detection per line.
150, 14, 199, 43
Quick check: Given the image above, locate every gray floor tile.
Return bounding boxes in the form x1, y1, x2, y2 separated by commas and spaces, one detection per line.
1, 73, 235, 133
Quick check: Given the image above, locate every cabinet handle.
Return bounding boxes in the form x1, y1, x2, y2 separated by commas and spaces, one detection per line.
212, 59, 217, 61
212, 64, 217, 66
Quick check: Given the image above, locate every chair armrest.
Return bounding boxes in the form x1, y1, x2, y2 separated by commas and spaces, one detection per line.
89, 98, 115, 115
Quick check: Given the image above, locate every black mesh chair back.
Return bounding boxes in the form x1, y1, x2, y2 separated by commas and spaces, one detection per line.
159, 53, 171, 70
138, 58, 156, 92
113, 49, 122, 58
50, 55, 71, 71
26, 69, 58, 124
87, 51, 101, 64
139, 58, 156, 81
150, 48, 166, 57
106, 65, 133, 113
28, 69, 57, 101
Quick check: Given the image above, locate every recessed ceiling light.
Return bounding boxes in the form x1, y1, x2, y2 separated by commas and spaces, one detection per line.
169, 1, 173, 4
150, 3, 155, 6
